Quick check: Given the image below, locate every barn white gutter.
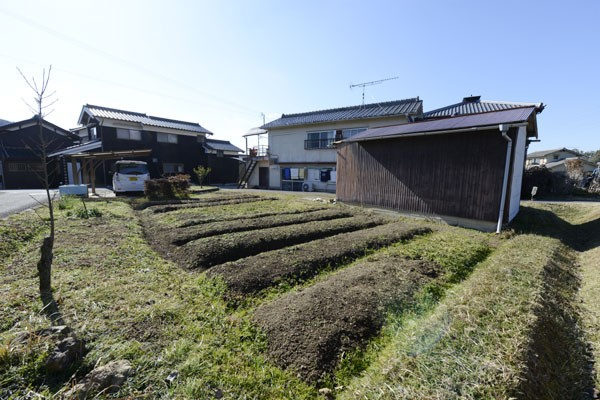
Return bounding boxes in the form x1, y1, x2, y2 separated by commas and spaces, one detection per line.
496, 124, 512, 233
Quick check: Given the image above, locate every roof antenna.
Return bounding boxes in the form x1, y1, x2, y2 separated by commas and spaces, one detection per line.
350, 76, 399, 106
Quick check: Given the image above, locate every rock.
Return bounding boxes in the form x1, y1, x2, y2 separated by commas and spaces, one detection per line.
66, 360, 133, 399
165, 370, 178, 386
318, 387, 333, 399
45, 335, 85, 373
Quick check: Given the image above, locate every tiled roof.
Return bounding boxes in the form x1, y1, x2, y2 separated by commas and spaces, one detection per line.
0, 119, 11, 127
79, 104, 212, 135
346, 107, 537, 143
204, 139, 243, 153
262, 98, 423, 129
423, 96, 544, 118
527, 148, 579, 158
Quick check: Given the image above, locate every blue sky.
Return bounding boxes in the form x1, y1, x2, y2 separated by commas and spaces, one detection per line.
0, 0, 598, 151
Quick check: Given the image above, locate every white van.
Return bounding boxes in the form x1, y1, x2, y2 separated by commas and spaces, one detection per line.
112, 160, 150, 193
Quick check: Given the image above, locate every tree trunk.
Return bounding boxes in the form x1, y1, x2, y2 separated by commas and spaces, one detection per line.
37, 235, 53, 301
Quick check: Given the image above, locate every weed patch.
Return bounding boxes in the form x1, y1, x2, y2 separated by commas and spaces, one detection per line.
340, 236, 594, 399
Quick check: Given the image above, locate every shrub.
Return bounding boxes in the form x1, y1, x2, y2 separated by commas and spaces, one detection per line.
145, 174, 190, 200
75, 207, 102, 219
521, 165, 578, 198
193, 165, 211, 187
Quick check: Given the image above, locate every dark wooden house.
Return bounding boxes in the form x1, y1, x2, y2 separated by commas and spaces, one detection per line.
202, 138, 243, 183
52, 104, 216, 186
336, 106, 544, 231
0, 116, 77, 189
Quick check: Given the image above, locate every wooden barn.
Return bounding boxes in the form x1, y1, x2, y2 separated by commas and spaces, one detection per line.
336, 107, 543, 231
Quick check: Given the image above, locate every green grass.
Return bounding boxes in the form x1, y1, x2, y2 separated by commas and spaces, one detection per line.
340, 235, 593, 399
0, 211, 46, 261
0, 201, 315, 398
2, 197, 598, 398
333, 227, 492, 389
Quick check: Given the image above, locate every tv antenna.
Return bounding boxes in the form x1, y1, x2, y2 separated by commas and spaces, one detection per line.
350, 76, 399, 105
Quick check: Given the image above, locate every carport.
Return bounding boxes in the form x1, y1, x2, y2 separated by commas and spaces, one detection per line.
60, 149, 151, 195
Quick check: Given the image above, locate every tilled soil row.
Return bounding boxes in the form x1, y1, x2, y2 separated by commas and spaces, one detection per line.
134, 193, 255, 210
173, 216, 386, 270
170, 208, 354, 245
148, 197, 275, 213
176, 207, 330, 228
208, 222, 432, 300
253, 255, 440, 383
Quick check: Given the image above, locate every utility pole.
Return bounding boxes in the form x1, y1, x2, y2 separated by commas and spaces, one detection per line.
350, 76, 399, 105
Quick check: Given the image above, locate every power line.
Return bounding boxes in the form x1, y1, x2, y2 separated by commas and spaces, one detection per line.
0, 53, 259, 119
0, 7, 261, 116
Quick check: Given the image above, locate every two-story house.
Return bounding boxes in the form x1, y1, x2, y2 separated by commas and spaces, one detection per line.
525, 148, 580, 167
248, 98, 423, 191
51, 104, 240, 185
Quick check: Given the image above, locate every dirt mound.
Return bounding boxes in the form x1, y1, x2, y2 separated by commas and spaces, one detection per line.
253, 255, 440, 383
148, 196, 274, 213
177, 207, 329, 228
208, 223, 431, 300
172, 216, 385, 269
170, 208, 353, 245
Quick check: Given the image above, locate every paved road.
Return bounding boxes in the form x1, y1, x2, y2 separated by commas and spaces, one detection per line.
0, 189, 57, 218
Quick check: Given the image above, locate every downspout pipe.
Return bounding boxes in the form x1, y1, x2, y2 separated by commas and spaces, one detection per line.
497, 124, 512, 233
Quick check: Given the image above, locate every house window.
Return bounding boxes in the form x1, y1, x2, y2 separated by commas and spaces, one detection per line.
553, 154, 559, 160
7, 162, 43, 172
90, 127, 97, 140
163, 163, 184, 174
217, 150, 224, 157
157, 132, 178, 144
342, 127, 367, 138
116, 128, 141, 141
305, 130, 335, 149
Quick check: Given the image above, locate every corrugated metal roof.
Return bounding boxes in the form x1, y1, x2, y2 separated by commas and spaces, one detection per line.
48, 140, 102, 157
204, 139, 243, 153
80, 104, 212, 135
262, 98, 423, 129
423, 96, 543, 118
526, 148, 579, 158
346, 107, 536, 142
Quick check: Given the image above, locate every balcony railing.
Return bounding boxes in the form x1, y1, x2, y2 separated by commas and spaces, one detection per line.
304, 138, 335, 150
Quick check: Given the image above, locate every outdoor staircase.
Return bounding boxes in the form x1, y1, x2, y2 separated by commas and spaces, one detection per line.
237, 159, 257, 189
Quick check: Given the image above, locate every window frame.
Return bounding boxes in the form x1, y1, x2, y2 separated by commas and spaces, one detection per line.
157, 132, 178, 144
116, 128, 141, 141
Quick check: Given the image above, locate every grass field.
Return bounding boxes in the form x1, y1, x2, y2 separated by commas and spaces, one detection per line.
1, 191, 598, 399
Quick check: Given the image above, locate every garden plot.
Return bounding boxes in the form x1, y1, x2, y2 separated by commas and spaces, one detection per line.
171, 216, 386, 269
253, 228, 492, 384
208, 222, 432, 300
177, 207, 329, 228
253, 255, 440, 383
147, 196, 274, 213
168, 208, 353, 245
340, 235, 594, 400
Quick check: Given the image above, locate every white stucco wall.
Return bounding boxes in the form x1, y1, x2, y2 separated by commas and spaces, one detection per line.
267, 116, 410, 164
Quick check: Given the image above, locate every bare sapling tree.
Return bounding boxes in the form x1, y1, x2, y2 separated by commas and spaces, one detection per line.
17, 65, 63, 323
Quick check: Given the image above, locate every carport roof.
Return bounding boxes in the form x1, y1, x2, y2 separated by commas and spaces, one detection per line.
345, 107, 537, 143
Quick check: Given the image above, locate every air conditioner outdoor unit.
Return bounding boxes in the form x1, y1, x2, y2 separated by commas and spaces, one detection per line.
302, 182, 313, 192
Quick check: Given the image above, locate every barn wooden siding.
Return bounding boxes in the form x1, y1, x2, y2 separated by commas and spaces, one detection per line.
336, 129, 515, 223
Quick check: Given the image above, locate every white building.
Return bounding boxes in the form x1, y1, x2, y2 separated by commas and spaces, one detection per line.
246, 98, 423, 191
